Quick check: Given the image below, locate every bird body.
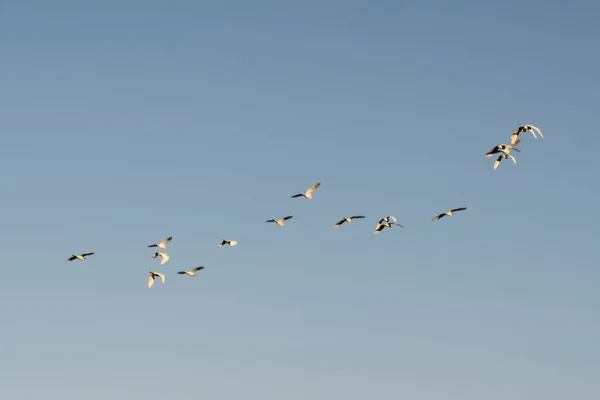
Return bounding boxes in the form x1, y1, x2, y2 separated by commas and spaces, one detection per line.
486, 139, 521, 158
432, 207, 467, 222
152, 252, 170, 265
177, 266, 205, 277
333, 215, 365, 228
148, 271, 166, 288
218, 240, 238, 247
148, 236, 172, 249
291, 182, 321, 199
266, 216, 293, 227
67, 252, 95, 262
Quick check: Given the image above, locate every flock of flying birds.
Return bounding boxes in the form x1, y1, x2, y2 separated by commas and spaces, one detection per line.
66, 124, 544, 288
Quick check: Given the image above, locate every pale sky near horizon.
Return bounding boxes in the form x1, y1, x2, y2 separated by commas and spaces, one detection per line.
2, 1, 600, 399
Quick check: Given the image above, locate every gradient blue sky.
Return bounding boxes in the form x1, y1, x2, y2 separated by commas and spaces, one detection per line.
2, 1, 600, 399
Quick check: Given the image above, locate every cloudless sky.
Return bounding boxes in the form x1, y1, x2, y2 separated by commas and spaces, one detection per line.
2, 1, 600, 399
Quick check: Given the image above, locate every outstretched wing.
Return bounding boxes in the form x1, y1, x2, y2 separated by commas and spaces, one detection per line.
266, 219, 275, 223
350, 216, 365, 219
283, 216, 293, 220
333, 219, 345, 228
494, 156, 502, 170
67, 255, 77, 262
529, 125, 543, 138
291, 194, 303, 198
148, 275, 155, 288
160, 253, 170, 265
451, 207, 467, 212
305, 182, 321, 196
177, 271, 186, 275
82, 252, 94, 257
432, 213, 445, 222
156, 273, 165, 283
229, 240, 238, 246
192, 266, 205, 272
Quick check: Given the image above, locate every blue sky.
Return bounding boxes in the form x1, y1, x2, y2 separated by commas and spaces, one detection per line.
1, 0, 599, 398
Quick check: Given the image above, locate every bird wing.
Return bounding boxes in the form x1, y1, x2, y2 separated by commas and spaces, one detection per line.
451, 207, 467, 212
494, 156, 502, 170
160, 253, 170, 265
395, 223, 404, 228
350, 216, 365, 219
291, 194, 303, 198
432, 213, 445, 221
333, 219, 345, 228
388, 216, 397, 223
509, 133, 519, 145
82, 252, 94, 257
67, 256, 77, 262
177, 271, 186, 274
283, 216, 293, 220
509, 154, 517, 164
229, 240, 238, 246
193, 266, 205, 272
148, 244, 158, 248
529, 125, 543, 138
218, 240, 226, 247
305, 182, 321, 196
485, 147, 499, 157
148, 275, 155, 288
266, 219, 275, 223
156, 273, 165, 283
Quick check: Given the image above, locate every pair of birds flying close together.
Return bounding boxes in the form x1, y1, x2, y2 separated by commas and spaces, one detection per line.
147, 266, 205, 288
265, 182, 321, 226
485, 125, 544, 170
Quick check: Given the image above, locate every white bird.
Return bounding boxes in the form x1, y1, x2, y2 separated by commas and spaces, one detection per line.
291, 182, 321, 199
374, 222, 403, 235
148, 236, 172, 249
510, 125, 543, 144
432, 207, 467, 222
485, 139, 521, 158
177, 266, 205, 277
333, 215, 366, 228
266, 216, 293, 227
148, 271, 166, 288
493, 153, 517, 170
152, 252, 170, 265
67, 252, 95, 262
218, 240, 238, 247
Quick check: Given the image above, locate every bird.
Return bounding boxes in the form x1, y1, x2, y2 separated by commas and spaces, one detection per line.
510, 125, 543, 144
432, 207, 467, 222
148, 271, 166, 288
148, 236, 172, 249
376, 216, 404, 227
218, 240, 238, 247
485, 139, 521, 158
493, 153, 517, 170
332, 216, 366, 228
374, 222, 403, 235
291, 182, 321, 199
66, 252, 95, 262
266, 216, 293, 227
177, 266, 205, 277
151, 252, 170, 265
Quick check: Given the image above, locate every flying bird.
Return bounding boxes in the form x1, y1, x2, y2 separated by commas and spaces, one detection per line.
510, 125, 543, 145
266, 216, 293, 227
291, 182, 321, 199
374, 222, 403, 235
485, 139, 521, 158
333, 216, 366, 228
148, 236, 172, 249
432, 207, 467, 222
493, 153, 517, 170
152, 252, 170, 265
177, 266, 205, 277
66, 252, 95, 262
376, 216, 404, 227
218, 240, 238, 247
148, 271, 166, 288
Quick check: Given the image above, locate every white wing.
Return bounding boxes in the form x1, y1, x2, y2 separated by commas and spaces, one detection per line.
305, 182, 320, 196
160, 253, 170, 265
530, 125, 543, 138
148, 275, 155, 288
156, 272, 166, 283
508, 154, 517, 164
229, 240, 238, 246
493, 157, 501, 170
389, 216, 397, 223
